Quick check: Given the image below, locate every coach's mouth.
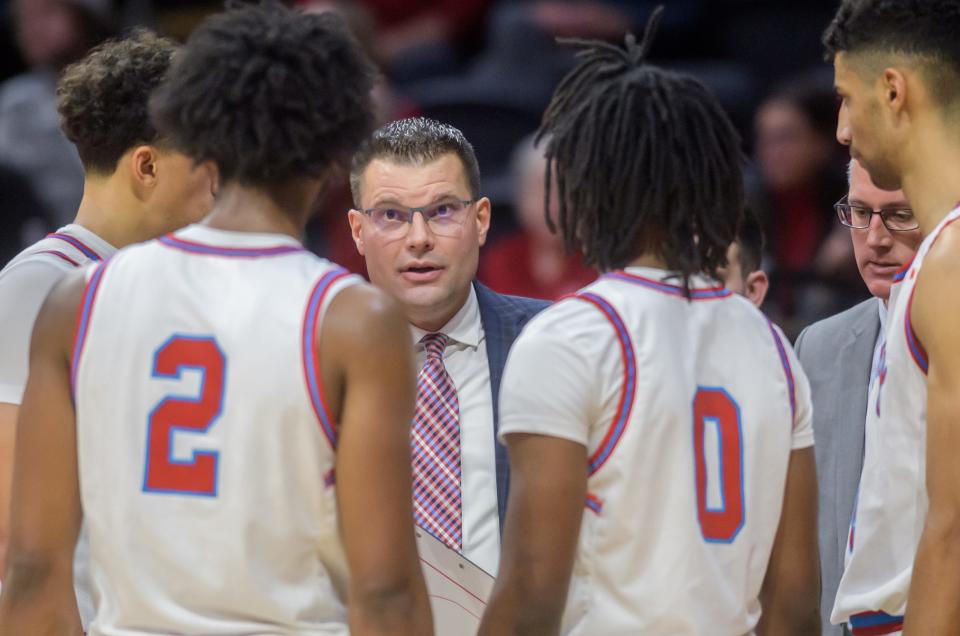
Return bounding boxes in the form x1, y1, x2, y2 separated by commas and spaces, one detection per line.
400, 262, 444, 283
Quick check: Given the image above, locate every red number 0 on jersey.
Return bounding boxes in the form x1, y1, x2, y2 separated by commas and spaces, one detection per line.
693, 387, 744, 543
143, 335, 226, 496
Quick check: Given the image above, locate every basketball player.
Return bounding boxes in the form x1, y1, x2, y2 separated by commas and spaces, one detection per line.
0, 3, 431, 635
478, 9, 820, 635
0, 29, 214, 624
720, 208, 770, 307
824, 1, 960, 633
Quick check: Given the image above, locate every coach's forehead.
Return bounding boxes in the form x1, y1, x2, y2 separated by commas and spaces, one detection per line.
358, 153, 471, 207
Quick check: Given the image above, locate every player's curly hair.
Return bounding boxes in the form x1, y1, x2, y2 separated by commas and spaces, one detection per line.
537, 6, 745, 291
150, 0, 376, 186
57, 29, 175, 174
823, 0, 960, 107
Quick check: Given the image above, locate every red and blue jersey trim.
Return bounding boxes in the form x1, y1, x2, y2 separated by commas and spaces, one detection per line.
48, 232, 102, 262
904, 287, 928, 374
585, 492, 604, 515
849, 610, 903, 635
158, 234, 304, 258
71, 261, 110, 398
900, 211, 960, 374
302, 268, 352, 450
36, 249, 80, 267
569, 292, 637, 475
604, 270, 733, 300
767, 321, 797, 421
892, 258, 913, 283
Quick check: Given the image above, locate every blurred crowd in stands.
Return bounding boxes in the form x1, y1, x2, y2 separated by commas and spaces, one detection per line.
0, 0, 865, 338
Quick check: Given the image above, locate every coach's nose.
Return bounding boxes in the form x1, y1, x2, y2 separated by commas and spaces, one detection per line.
405, 211, 436, 255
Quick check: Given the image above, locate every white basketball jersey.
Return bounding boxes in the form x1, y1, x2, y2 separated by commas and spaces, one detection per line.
500, 268, 813, 635
71, 225, 360, 635
1, 223, 111, 273
832, 205, 960, 635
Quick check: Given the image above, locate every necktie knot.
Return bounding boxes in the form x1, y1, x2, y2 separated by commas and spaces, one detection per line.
421, 333, 448, 360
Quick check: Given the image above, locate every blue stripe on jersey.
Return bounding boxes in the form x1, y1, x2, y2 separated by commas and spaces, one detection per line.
302, 268, 351, 450
766, 321, 797, 422
71, 261, 110, 398
48, 232, 102, 261
571, 292, 637, 476
158, 234, 304, 258
849, 610, 904, 632
604, 271, 733, 300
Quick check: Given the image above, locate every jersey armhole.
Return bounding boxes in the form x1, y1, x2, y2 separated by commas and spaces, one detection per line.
301, 268, 355, 451
565, 292, 637, 476
766, 321, 797, 425
71, 261, 111, 400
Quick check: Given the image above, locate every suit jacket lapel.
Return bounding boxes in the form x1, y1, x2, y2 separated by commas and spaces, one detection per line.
474, 281, 514, 532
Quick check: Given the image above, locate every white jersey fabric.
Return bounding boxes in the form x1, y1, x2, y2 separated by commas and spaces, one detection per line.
499, 267, 814, 636
0, 222, 114, 627
71, 224, 360, 635
832, 205, 960, 636
0, 223, 114, 403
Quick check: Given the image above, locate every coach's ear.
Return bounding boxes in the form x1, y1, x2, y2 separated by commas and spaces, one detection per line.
347, 209, 366, 256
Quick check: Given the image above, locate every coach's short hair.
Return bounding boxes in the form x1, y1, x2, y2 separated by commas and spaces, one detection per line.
57, 29, 175, 174
149, 1, 376, 186
823, 0, 960, 108
349, 117, 481, 206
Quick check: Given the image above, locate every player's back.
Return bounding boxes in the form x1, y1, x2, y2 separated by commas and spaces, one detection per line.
510, 268, 812, 635
72, 225, 360, 635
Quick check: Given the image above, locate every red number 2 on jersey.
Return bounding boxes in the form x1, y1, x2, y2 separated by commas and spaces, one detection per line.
143, 335, 226, 496
693, 387, 744, 543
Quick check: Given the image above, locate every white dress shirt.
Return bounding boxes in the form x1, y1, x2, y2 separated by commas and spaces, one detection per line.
411, 286, 500, 575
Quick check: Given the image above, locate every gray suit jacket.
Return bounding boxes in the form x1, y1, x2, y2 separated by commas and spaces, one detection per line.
795, 298, 881, 636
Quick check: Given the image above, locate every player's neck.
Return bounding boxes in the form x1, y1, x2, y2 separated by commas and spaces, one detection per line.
72, 173, 143, 249
626, 253, 668, 270
899, 128, 960, 236
202, 180, 320, 240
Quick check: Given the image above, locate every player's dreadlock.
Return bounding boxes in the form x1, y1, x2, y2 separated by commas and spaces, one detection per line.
538, 6, 746, 292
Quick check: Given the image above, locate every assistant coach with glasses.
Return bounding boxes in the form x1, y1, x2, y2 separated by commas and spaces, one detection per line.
795, 158, 922, 636
347, 117, 548, 575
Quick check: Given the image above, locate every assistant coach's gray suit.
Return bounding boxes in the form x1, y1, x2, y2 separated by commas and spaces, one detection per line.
795, 298, 881, 636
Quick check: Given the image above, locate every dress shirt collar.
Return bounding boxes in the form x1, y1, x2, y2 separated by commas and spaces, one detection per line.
877, 296, 887, 334
411, 285, 482, 350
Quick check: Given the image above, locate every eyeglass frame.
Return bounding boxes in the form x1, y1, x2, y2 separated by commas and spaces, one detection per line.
358, 198, 475, 237
833, 195, 919, 232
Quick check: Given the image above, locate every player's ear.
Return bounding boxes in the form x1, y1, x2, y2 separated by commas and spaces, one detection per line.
745, 270, 769, 308
347, 209, 366, 256
881, 67, 908, 118
129, 145, 160, 194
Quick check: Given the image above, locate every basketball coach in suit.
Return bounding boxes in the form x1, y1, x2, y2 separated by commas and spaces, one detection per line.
347, 117, 548, 575
795, 159, 921, 635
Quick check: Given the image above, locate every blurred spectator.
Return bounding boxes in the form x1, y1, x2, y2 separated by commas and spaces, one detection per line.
357, 0, 492, 86
748, 72, 857, 335
479, 135, 595, 299
0, 0, 114, 227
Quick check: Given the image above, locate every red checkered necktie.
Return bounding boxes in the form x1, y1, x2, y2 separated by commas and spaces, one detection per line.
412, 333, 462, 550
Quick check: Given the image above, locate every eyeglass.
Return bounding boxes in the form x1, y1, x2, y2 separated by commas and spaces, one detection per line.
834, 196, 919, 232
360, 199, 474, 239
